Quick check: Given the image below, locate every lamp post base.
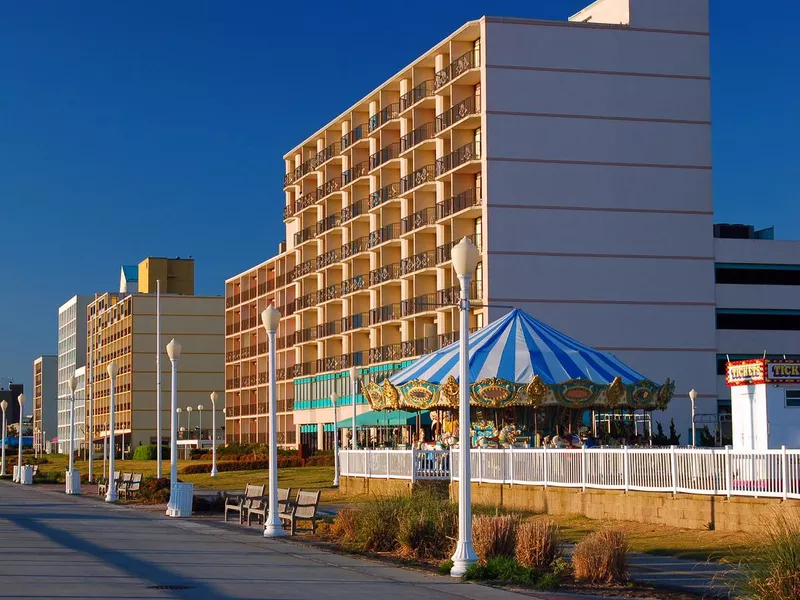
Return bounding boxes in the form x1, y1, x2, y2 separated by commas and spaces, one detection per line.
210, 467, 218, 477
450, 542, 479, 578
65, 470, 81, 495
263, 517, 286, 538
105, 490, 119, 503
166, 482, 194, 517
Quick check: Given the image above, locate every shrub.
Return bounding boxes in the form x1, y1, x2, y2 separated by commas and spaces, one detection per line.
132, 445, 169, 461
192, 494, 225, 513
133, 478, 171, 504
438, 560, 454, 575
397, 492, 457, 559
472, 514, 520, 562
573, 530, 629, 584
352, 496, 407, 552
464, 556, 534, 585
727, 513, 800, 600
180, 456, 302, 475
516, 519, 561, 570
331, 507, 360, 547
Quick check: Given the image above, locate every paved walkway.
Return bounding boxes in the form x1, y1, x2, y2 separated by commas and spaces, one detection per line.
0, 482, 537, 600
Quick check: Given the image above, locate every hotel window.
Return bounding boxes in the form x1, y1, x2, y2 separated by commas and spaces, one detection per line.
786, 390, 800, 408
472, 39, 481, 68
475, 217, 483, 249
475, 173, 482, 200
475, 262, 484, 301
474, 127, 481, 155
716, 310, 800, 331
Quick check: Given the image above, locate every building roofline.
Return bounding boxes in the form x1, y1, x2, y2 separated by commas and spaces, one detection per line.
225, 253, 287, 284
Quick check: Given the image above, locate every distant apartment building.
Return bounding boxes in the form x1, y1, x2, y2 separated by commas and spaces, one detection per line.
86, 257, 223, 453
57, 295, 91, 453
33, 356, 57, 453
0, 383, 25, 435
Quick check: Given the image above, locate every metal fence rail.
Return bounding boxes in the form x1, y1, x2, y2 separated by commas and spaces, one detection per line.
339, 447, 800, 500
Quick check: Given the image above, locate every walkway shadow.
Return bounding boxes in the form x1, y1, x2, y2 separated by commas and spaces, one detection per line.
3, 513, 246, 600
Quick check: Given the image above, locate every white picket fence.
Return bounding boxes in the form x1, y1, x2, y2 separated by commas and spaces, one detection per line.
339, 447, 800, 500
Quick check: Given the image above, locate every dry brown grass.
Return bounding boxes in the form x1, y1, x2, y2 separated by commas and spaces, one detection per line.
515, 519, 562, 570
573, 529, 629, 584
472, 514, 520, 562
330, 507, 360, 546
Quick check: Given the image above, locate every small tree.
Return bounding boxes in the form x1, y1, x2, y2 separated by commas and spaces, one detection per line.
652, 421, 668, 446
667, 419, 682, 446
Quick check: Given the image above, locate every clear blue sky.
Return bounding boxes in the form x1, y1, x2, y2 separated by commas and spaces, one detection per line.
1, 0, 797, 396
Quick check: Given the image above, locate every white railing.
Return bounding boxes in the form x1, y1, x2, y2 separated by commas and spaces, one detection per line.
339, 447, 800, 500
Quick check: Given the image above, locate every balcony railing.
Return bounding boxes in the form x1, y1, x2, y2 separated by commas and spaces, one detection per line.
436, 234, 478, 264
402, 287, 459, 317
342, 160, 369, 186
437, 187, 481, 219
316, 142, 340, 166
400, 121, 435, 152
368, 222, 401, 248
369, 261, 401, 286
317, 319, 344, 339
341, 273, 365, 295
317, 284, 341, 304
400, 80, 434, 111
283, 172, 295, 187
317, 177, 342, 200
341, 198, 368, 223
341, 123, 368, 150
370, 302, 402, 325
434, 49, 480, 90
400, 164, 435, 193
436, 95, 480, 132
317, 211, 342, 235
289, 258, 316, 281
317, 247, 341, 270
369, 181, 400, 209
295, 291, 319, 311
342, 311, 368, 332
341, 235, 369, 259
294, 225, 317, 246
294, 190, 318, 214
294, 326, 319, 344
369, 103, 400, 132
283, 204, 294, 220
399, 248, 436, 275
369, 142, 401, 170
401, 207, 436, 234
435, 141, 480, 176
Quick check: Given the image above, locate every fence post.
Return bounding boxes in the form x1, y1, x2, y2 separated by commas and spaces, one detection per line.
366, 450, 371, 480
386, 448, 390, 480
543, 445, 548, 489
508, 446, 514, 486
623, 446, 630, 493
411, 450, 417, 484
477, 448, 483, 484
724, 445, 732, 499
782, 445, 788, 502
581, 445, 586, 492
670, 445, 677, 496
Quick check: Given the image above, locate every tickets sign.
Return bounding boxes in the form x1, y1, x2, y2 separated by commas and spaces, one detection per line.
767, 361, 800, 384
727, 359, 800, 386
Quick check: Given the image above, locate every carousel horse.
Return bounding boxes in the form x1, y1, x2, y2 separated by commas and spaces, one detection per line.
471, 419, 498, 448
498, 422, 522, 448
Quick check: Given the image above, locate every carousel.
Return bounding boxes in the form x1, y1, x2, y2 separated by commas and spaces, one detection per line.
364, 309, 675, 448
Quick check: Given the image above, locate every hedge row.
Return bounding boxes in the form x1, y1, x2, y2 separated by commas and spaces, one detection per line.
181, 457, 303, 474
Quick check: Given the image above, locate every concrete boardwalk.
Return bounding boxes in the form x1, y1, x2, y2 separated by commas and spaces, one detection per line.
0, 482, 536, 600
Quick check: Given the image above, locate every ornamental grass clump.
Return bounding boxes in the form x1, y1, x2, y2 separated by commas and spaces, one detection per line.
572, 529, 629, 584
472, 514, 520, 562
727, 513, 800, 600
397, 492, 457, 559
515, 519, 562, 570
331, 507, 360, 548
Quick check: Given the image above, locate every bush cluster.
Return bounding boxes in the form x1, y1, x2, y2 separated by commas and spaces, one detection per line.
180, 456, 303, 474
572, 529, 629, 584
132, 445, 169, 461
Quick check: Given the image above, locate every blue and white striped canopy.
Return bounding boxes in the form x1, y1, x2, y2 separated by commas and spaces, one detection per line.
391, 309, 647, 386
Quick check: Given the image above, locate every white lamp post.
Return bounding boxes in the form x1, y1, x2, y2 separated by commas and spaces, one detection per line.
349, 366, 359, 450
17, 393, 25, 483
209, 392, 218, 477
197, 405, 204, 441
449, 236, 480, 577
186, 406, 193, 440
331, 392, 339, 487
176, 407, 182, 432
105, 362, 119, 502
261, 304, 285, 538
689, 389, 697, 447
66, 374, 80, 494
166, 338, 192, 517
1, 399, 7, 477
156, 278, 163, 479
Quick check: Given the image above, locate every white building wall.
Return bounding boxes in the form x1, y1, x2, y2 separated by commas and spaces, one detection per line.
483, 6, 713, 442
57, 295, 91, 453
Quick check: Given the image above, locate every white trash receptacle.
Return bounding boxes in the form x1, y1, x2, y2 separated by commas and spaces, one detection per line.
66, 470, 81, 495
13, 465, 19, 483
165, 482, 194, 518
20, 465, 33, 485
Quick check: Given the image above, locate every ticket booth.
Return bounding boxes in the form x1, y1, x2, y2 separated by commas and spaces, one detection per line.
726, 359, 800, 450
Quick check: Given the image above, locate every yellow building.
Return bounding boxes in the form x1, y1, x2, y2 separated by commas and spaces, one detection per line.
32, 355, 57, 454
86, 258, 224, 454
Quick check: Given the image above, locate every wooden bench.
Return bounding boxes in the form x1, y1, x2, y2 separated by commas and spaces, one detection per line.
121, 473, 143, 499
247, 487, 292, 526
98, 471, 120, 496
223, 484, 265, 524
278, 489, 320, 535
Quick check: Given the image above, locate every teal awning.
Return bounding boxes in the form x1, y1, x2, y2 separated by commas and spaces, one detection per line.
336, 410, 431, 428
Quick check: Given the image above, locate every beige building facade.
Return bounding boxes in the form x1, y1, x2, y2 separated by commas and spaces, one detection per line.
33, 355, 57, 453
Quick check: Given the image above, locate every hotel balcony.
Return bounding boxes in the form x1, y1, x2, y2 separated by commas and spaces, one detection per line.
317, 176, 342, 201
342, 160, 370, 188
436, 187, 481, 220
435, 141, 481, 177
341, 198, 369, 224
369, 181, 400, 210
400, 122, 436, 154
436, 95, 480, 133
436, 234, 478, 264
341, 273, 366, 296
401, 207, 436, 235
369, 142, 401, 171
368, 222, 401, 248
434, 48, 480, 91
400, 164, 435, 194
341, 123, 369, 151
294, 190, 318, 216
400, 80, 435, 113
399, 248, 436, 276
316, 247, 342, 270
369, 103, 400, 133
341, 235, 369, 260
369, 261, 401, 287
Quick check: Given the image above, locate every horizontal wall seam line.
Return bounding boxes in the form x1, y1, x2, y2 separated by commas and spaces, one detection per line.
491, 298, 716, 307
487, 250, 714, 261
485, 64, 710, 80
487, 157, 712, 170
486, 204, 713, 216
483, 17, 710, 37
487, 110, 710, 125
592, 347, 717, 352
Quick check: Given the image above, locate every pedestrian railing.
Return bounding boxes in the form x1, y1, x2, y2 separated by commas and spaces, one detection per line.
339, 447, 800, 500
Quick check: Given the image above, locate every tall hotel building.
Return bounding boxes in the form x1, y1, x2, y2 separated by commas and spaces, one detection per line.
225, 0, 717, 449
87, 258, 224, 452
57, 295, 92, 453
33, 355, 57, 453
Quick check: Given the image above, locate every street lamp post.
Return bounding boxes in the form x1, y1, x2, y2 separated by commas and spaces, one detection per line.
449, 236, 480, 578
105, 362, 119, 502
349, 366, 359, 450
197, 405, 204, 441
209, 392, 218, 477
66, 374, 80, 494
186, 406, 193, 440
17, 393, 25, 483
166, 338, 192, 517
689, 389, 697, 447
331, 393, 339, 487
1, 399, 7, 477
261, 304, 285, 538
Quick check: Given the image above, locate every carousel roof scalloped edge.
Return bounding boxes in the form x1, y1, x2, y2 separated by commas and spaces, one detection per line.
365, 375, 675, 412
